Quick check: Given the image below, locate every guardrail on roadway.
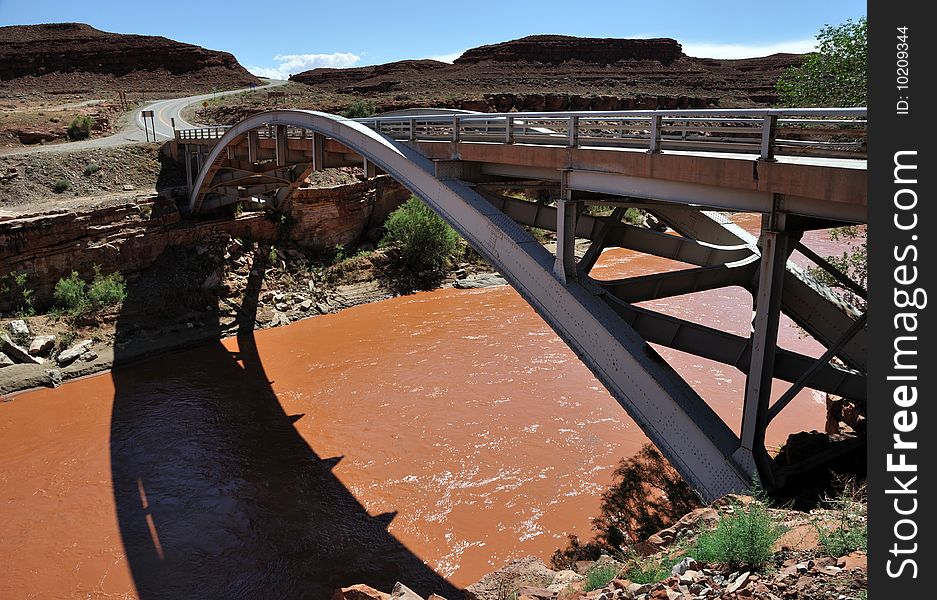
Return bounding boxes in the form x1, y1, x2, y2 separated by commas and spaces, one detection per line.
176, 107, 867, 161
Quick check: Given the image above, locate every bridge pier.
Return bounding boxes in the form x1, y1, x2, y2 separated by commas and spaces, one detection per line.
553, 172, 582, 283
735, 209, 791, 484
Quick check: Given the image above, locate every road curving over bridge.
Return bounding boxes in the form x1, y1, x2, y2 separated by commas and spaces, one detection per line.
179, 108, 868, 502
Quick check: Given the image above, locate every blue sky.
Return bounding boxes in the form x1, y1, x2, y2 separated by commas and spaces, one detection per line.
2, 1, 867, 79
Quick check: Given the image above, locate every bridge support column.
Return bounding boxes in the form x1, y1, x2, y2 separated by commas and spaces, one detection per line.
184, 145, 193, 194
553, 172, 582, 283
311, 133, 325, 171
275, 124, 288, 166
734, 205, 790, 486
363, 158, 377, 178
248, 130, 259, 163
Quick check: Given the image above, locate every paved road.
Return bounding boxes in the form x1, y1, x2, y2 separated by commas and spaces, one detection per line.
0, 79, 288, 156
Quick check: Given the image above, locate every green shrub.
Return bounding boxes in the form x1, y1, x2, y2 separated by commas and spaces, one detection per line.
66, 115, 95, 140
52, 179, 70, 193
624, 207, 645, 226
624, 556, 673, 584
695, 500, 785, 570
341, 100, 375, 118
53, 266, 126, 315
381, 197, 461, 276
87, 267, 127, 308
83, 163, 101, 176
584, 564, 620, 591
818, 481, 867, 557
54, 272, 88, 313
1, 272, 35, 317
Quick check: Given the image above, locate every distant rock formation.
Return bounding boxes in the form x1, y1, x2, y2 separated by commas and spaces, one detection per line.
453, 34, 684, 65
287, 34, 804, 109
0, 23, 261, 93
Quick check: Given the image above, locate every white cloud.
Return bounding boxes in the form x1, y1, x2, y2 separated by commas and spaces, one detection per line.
681, 39, 817, 59
246, 52, 361, 80
427, 50, 466, 64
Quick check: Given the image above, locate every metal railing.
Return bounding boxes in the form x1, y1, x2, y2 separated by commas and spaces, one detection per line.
358, 107, 867, 160
175, 108, 867, 161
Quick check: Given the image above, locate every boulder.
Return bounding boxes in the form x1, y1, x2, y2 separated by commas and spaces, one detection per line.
28, 335, 55, 356
837, 551, 867, 572
7, 319, 29, 337
1, 333, 43, 364
671, 557, 699, 577
331, 584, 390, 600
0, 352, 13, 367
546, 569, 583, 592
725, 572, 750, 594
465, 557, 556, 600
56, 340, 93, 366
515, 587, 553, 600
390, 582, 423, 600
46, 368, 63, 388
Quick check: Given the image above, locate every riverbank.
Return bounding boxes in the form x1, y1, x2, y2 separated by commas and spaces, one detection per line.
0, 222, 502, 397
334, 491, 868, 600
0, 165, 504, 396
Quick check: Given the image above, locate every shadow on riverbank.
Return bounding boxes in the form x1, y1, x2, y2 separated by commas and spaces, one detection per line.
108, 245, 459, 599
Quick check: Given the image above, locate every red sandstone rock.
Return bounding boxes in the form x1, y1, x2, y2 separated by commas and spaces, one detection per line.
837, 551, 868, 572
331, 584, 391, 600
0, 23, 260, 93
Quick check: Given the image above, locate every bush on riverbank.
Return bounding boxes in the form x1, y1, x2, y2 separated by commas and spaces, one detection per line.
53, 266, 127, 316
695, 498, 786, 570
380, 197, 462, 279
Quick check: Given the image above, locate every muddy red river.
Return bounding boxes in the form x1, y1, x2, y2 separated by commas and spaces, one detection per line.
0, 216, 857, 598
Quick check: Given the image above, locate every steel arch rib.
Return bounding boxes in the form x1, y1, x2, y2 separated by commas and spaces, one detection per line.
189, 110, 751, 501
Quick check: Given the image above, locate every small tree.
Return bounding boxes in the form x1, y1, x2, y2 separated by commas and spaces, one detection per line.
807, 225, 867, 311
381, 197, 461, 276
776, 17, 867, 107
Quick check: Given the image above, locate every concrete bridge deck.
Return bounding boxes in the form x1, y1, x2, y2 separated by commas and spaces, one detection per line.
172, 108, 867, 502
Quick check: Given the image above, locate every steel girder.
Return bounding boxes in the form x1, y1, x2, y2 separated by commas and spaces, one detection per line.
476, 192, 865, 402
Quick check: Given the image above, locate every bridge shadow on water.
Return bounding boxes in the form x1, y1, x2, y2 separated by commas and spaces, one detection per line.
108, 246, 459, 599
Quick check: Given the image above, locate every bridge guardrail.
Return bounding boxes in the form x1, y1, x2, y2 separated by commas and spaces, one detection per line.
359, 108, 867, 160
175, 108, 867, 161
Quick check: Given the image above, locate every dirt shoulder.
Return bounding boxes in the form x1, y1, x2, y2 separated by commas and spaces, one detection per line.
0, 142, 179, 211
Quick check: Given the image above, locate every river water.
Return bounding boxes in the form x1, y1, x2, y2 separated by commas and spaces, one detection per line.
0, 216, 856, 598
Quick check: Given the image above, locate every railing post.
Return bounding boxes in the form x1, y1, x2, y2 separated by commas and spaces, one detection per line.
409, 118, 416, 141
452, 116, 461, 143
760, 114, 778, 161
648, 114, 662, 153
504, 116, 514, 144
567, 115, 579, 148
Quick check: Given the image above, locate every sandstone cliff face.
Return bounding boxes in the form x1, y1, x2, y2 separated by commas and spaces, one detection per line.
0, 176, 408, 311
454, 35, 684, 65
0, 23, 261, 93
290, 60, 448, 90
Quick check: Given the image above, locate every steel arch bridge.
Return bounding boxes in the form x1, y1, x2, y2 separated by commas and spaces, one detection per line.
177, 108, 868, 502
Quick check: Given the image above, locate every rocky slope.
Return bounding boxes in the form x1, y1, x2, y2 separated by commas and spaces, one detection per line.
288, 35, 805, 111
331, 495, 868, 600
0, 23, 261, 94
